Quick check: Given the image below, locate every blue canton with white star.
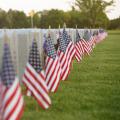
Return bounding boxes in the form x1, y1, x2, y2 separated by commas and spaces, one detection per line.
59, 31, 66, 53
63, 29, 69, 47
29, 40, 42, 73
45, 35, 56, 60
1, 43, 16, 87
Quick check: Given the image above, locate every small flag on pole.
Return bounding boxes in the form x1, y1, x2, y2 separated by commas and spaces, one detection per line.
58, 28, 75, 80
23, 40, 51, 109
58, 29, 69, 81
82, 30, 92, 55
65, 34, 75, 75
0, 43, 24, 120
75, 30, 83, 62
45, 35, 61, 92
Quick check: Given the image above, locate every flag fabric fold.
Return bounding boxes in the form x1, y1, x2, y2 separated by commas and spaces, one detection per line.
82, 31, 92, 56
22, 40, 51, 109
44, 35, 61, 92
58, 30, 69, 81
0, 43, 24, 120
65, 33, 75, 76
75, 30, 83, 62
58, 29, 75, 81
0, 80, 5, 120
95, 29, 108, 44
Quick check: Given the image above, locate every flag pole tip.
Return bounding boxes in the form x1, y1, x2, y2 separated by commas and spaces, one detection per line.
49, 25, 51, 29
63, 23, 66, 28
76, 25, 77, 29
59, 24, 60, 29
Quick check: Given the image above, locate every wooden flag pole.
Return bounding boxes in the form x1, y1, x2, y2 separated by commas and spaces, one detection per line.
34, 28, 38, 41
59, 24, 60, 30
49, 25, 51, 29
63, 22, 66, 29
76, 25, 77, 29
59, 24, 60, 29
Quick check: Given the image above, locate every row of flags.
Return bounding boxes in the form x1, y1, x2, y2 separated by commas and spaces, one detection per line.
0, 28, 107, 120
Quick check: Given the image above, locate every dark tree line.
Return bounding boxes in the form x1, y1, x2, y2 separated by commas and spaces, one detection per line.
108, 17, 120, 29
0, 9, 30, 28
0, 0, 119, 29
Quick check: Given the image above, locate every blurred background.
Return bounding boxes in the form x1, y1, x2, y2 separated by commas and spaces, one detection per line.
0, 0, 120, 29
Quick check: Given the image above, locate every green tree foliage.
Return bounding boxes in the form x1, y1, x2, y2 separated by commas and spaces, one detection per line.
0, 9, 8, 28
40, 9, 67, 28
32, 12, 41, 28
67, 10, 81, 28
74, 0, 113, 28
108, 17, 120, 29
0, 3, 119, 30
7, 9, 29, 28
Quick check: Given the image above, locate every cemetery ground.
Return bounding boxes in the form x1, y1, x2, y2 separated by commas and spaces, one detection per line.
21, 30, 120, 120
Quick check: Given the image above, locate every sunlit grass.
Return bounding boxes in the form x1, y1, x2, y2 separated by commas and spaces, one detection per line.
22, 31, 120, 120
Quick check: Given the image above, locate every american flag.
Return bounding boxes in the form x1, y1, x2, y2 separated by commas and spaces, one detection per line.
92, 30, 98, 44
58, 30, 69, 81
95, 29, 107, 44
0, 43, 24, 120
58, 29, 75, 80
23, 40, 51, 109
87, 31, 95, 49
45, 35, 61, 92
75, 30, 83, 62
89, 35, 96, 48
66, 34, 75, 75
82, 30, 92, 55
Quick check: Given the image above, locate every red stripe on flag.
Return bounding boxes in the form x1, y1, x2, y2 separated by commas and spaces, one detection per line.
46, 59, 58, 86
23, 74, 50, 107
26, 67, 48, 94
3, 84, 19, 111
5, 94, 22, 120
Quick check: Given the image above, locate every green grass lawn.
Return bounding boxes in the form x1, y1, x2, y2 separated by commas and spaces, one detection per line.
22, 31, 120, 120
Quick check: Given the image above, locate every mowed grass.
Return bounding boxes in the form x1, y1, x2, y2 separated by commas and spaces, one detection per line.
22, 31, 120, 120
